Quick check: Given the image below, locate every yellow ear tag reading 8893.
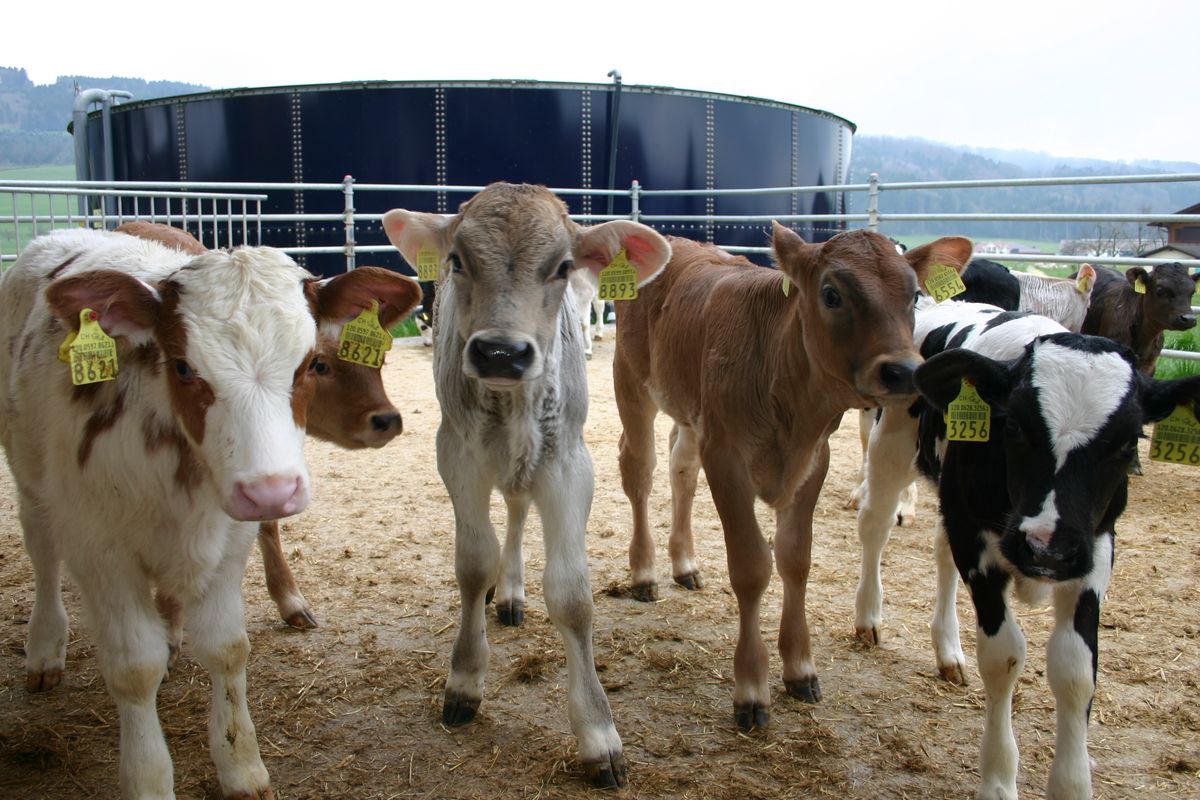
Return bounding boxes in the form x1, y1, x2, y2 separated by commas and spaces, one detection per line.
337, 300, 392, 369
1150, 404, 1200, 467
944, 378, 990, 442
416, 246, 442, 282
66, 308, 119, 385
926, 263, 966, 303
597, 248, 639, 301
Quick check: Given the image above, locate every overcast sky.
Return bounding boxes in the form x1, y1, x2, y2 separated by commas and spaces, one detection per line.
8, 0, 1195, 164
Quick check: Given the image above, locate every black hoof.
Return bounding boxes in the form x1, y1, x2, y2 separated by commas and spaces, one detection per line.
496, 600, 525, 626
673, 571, 703, 591
442, 690, 480, 726
630, 582, 659, 603
285, 608, 318, 630
734, 702, 770, 731
484, 586, 495, 605
785, 676, 822, 703
583, 753, 628, 788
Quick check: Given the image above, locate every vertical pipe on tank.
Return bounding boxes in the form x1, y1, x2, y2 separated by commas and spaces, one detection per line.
71, 89, 132, 220
605, 70, 623, 217
867, 172, 880, 232
342, 175, 356, 272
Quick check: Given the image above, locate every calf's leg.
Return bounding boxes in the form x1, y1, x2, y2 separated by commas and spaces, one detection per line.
1045, 533, 1112, 800
614, 375, 659, 601
667, 423, 703, 590
438, 425, 499, 726
930, 519, 967, 684
533, 450, 625, 788
495, 491, 530, 626
21, 497, 68, 692
259, 520, 317, 629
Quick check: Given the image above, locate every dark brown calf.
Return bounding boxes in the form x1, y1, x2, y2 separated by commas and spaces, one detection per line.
117, 222, 420, 628
614, 226, 971, 729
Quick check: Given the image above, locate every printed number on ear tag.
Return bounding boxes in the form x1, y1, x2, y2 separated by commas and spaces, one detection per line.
67, 308, 119, 386
416, 247, 442, 282
597, 249, 639, 301
1150, 404, 1200, 467
944, 378, 990, 442
1134, 277, 1147, 295
926, 263, 966, 303
337, 300, 393, 369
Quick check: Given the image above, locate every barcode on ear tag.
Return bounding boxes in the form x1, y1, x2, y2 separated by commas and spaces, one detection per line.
944, 379, 990, 441
598, 248, 638, 301
1150, 404, 1200, 466
926, 264, 966, 303
337, 300, 393, 369
416, 247, 441, 282
68, 308, 118, 385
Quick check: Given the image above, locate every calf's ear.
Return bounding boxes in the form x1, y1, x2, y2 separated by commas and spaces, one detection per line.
312, 267, 423, 329
1075, 264, 1097, 296
1125, 266, 1149, 291
45, 270, 160, 340
383, 209, 453, 273
1140, 373, 1200, 424
770, 222, 819, 284
914, 348, 1013, 412
573, 220, 672, 287
906, 236, 974, 291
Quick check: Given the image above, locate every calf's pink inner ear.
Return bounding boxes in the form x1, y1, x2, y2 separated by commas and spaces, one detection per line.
45, 270, 160, 338
317, 267, 424, 329
382, 209, 451, 271
575, 221, 670, 284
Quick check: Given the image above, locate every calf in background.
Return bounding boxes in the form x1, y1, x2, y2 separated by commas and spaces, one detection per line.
383, 183, 671, 787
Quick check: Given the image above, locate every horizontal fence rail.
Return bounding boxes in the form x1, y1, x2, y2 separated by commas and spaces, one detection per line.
2, 174, 1197, 363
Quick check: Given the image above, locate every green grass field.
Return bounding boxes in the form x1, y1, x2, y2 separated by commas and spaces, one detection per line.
0, 165, 91, 259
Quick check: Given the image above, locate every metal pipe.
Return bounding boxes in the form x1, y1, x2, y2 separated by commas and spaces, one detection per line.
605, 70, 622, 217
342, 175, 357, 271
867, 173, 880, 232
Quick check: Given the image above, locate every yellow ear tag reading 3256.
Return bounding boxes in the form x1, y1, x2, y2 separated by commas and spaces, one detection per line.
926, 263, 966, 303
337, 300, 392, 369
416, 247, 441, 282
598, 248, 639, 301
944, 378, 990, 442
1150, 403, 1200, 467
67, 308, 119, 385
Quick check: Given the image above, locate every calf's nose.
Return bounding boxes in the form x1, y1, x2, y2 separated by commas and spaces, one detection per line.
878, 359, 918, 395
1174, 313, 1196, 330
468, 337, 535, 380
370, 411, 402, 435
231, 475, 309, 521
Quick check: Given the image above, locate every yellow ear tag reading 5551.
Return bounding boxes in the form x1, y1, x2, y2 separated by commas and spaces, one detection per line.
416, 247, 441, 282
926, 263, 966, 303
337, 300, 392, 369
67, 308, 119, 385
1150, 404, 1200, 467
598, 248, 639, 301
944, 378, 990, 442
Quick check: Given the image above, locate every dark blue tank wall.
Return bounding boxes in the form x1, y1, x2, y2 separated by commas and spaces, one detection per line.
93, 81, 853, 276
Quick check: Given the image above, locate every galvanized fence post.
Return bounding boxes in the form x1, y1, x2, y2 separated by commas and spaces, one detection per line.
630, 180, 641, 221
342, 174, 356, 271
867, 172, 880, 232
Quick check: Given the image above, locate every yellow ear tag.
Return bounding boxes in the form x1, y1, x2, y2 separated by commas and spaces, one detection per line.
1150, 404, 1200, 467
68, 308, 119, 385
597, 248, 639, 301
944, 378, 990, 442
337, 300, 392, 369
57, 330, 78, 363
926, 263, 967, 303
416, 246, 442, 282
1133, 277, 1146, 295
782, 276, 791, 297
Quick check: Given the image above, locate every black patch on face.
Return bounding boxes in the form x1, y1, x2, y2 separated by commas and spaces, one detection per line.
982, 310, 1034, 333
920, 323, 963, 360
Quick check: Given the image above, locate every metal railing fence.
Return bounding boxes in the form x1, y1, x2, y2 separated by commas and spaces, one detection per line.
2, 173, 1197, 362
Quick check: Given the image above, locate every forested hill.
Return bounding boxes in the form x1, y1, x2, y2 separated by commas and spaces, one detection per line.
848, 135, 1200, 240
0, 67, 208, 166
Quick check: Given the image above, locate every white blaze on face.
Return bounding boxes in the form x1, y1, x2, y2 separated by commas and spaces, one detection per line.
1019, 488, 1059, 549
1030, 341, 1132, 472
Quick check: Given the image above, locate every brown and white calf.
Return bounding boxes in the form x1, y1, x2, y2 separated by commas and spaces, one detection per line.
383, 183, 671, 787
115, 222, 422, 629
0, 227, 400, 799
613, 228, 972, 729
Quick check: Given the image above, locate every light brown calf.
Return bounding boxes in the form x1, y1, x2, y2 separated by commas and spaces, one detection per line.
614, 226, 971, 729
115, 222, 421, 629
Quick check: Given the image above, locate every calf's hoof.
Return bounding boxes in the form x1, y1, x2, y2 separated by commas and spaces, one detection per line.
855, 625, 881, 646
224, 788, 274, 800
496, 600, 525, 627
485, 586, 495, 605
734, 702, 770, 731
785, 676, 822, 703
583, 752, 628, 789
897, 512, 916, 527
938, 661, 968, 686
673, 571, 703, 591
285, 608, 318, 630
442, 690, 481, 726
26, 667, 63, 693
630, 582, 659, 603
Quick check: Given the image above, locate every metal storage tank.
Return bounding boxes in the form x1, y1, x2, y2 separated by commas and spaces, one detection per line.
83, 79, 855, 275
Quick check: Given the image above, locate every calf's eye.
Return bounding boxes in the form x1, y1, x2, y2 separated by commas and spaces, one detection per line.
555, 259, 574, 280
821, 286, 842, 308
174, 359, 196, 383
447, 254, 464, 274
310, 356, 329, 375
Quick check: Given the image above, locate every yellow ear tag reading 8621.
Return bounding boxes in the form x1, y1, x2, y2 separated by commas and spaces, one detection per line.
1150, 404, 1200, 467
337, 300, 392, 369
67, 308, 119, 385
598, 248, 639, 301
926, 263, 966, 303
945, 378, 990, 442
416, 246, 441, 282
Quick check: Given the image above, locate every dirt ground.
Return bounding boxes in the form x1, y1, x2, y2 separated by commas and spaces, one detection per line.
1, 331, 1198, 800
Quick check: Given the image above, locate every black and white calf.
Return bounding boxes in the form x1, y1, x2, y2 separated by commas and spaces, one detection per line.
856, 298, 1200, 798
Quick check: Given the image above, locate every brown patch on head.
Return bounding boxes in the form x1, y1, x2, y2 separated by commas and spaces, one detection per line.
291, 350, 318, 429
142, 414, 204, 491
115, 221, 207, 255
305, 332, 401, 448
77, 392, 126, 468
155, 281, 215, 444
